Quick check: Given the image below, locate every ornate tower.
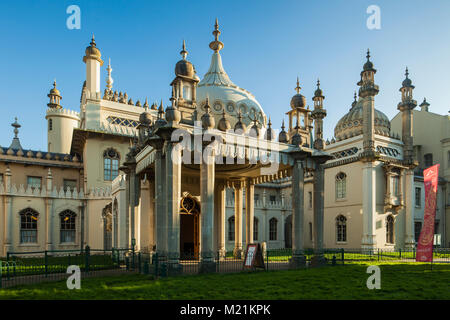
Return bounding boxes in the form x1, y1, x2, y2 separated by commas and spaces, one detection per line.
358, 49, 379, 157
170, 40, 199, 125
287, 77, 311, 146
45, 81, 80, 153
83, 35, 104, 99
398, 67, 417, 165
311, 79, 327, 150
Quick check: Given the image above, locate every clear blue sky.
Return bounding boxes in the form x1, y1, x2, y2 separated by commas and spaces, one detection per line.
0, 0, 449, 151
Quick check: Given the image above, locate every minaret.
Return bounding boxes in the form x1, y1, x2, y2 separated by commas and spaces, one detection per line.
311, 79, 327, 150
420, 98, 429, 112
287, 77, 310, 145
358, 49, 379, 156
106, 58, 113, 91
397, 67, 417, 164
359, 49, 379, 251
171, 40, 199, 125
83, 35, 104, 99
9, 118, 23, 150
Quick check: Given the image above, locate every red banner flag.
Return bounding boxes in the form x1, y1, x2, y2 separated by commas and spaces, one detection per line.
416, 164, 440, 262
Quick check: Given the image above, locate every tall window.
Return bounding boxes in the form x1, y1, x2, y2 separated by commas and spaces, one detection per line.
253, 217, 258, 241
392, 176, 400, 196
183, 84, 192, 101
27, 176, 42, 190
415, 187, 421, 207
335, 172, 347, 199
20, 208, 39, 243
309, 222, 313, 241
103, 148, 120, 181
48, 119, 53, 131
435, 221, 440, 235
308, 191, 313, 208
60, 210, 76, 243
269, 218, 277, 240
414, 222, 422, 243
424, 153, 433, 168
386, 215, 394, 244
336, 215, 347, 242
269, 195, 276, 203
228, 216, 235, 241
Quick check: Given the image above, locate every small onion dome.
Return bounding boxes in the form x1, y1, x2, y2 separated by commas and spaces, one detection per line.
175, 40, 195, 78
278, 120, 289, 143
249, 120, 260, 138
128, 98, 134, 105
234, 111, 247, 133
264, 118, 275, 141
49, 80, 61, 97
363, 49, 376, 72
151, 102, 158, 110
314, 79, 324, 98
201, 98, 215, 129
139, 109, 152, 125
136, 100, 142, 107
291, 77, 307, 109
402, 67, 414, 88
217, 110, 231, 131
83, 35, 103, 65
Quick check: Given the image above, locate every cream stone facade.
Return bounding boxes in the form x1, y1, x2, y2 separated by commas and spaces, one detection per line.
1, 21, 447, 261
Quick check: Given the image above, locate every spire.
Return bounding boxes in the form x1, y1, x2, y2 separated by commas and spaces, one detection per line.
295, 76, 301, 94
200, 19, 233, 87
9, 117, 23, 150
420, 97, 430, 112
401, 66, 414, 88
209, 18, 224, 52
106, 58, 113, 90
180, 39, 188, 60
91, 34, 96, 47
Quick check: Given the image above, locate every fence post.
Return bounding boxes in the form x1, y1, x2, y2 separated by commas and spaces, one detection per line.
377, 248, 380, 261
85, 245, 90, 273
154, 252, 159, 278
138, 252, 142, 273
341, 248, 344, 265
44, 250, 48, 278
399, 248, 402, 259
266, 250, 269, 271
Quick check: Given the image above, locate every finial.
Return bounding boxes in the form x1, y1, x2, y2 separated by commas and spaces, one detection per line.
295, 77, 301, 94
209, 18, 224, 52
354, 91, 357, 101
405, 66, 409, 78
281, 119, 285, 130
317, 79, 320, 88
90, 34, 96, 47
180, 39, 188, 60
366, 48, 370, 60
53, 79, 57, 89
106, 58, 113, 90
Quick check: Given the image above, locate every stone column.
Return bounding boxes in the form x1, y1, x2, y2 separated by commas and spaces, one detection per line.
362, 161, 377, 251
4, 167, 12, 255
234, 183, 244, 258
165, 141, 182, 265
155, 149, 167, 257
404, 169, 416, 249
245, 180, 255, 246
124, 170, 130, 248
291, 160, 306, 266
311, 162, 326, 266
45, 168, 53, 251
217, 184, 226, 258
128, 164, 138, 249
200, 147, 215, 271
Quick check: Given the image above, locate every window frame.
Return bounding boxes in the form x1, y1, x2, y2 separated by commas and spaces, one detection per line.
269, 218, 278, 241
228, 216, 235, 241
19, 208, 39, 244
26, 176, 42, 190
386, 215, 395, 244
103, 148, 120, 181
60, 210, 77, 244
336, 215, 347, 243
415, 187, 421, 208
335, 172, 347, 200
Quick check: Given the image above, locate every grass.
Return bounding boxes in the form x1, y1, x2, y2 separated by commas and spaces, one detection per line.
1, 262, 449, 300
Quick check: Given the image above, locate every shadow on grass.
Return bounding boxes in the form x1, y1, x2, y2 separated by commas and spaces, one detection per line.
1, 262, 449, 300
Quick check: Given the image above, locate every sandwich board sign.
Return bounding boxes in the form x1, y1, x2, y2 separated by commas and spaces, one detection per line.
243, 243, 265, 270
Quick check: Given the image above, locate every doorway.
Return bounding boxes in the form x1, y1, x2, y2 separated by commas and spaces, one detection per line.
179, 196, 200, 260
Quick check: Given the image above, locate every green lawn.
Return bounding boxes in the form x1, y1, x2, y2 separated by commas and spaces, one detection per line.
1, 262, 449, 300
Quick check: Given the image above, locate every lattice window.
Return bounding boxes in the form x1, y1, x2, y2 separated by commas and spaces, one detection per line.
60, 210, 76, 243
20, 208, 39, 243
376, 146, 400, 157
336, 215, 347, 242
107, 116, 139, 128
331, 147, 359, 159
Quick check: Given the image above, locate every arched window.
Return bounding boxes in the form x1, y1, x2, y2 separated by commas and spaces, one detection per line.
60, 210, 76, 243
269, 218, 278, 241
103, 148, 120, 181
335, 172, 347, 199
20, 208, 39, 243
228, 216, 235, 241
253, 217, 259, 241
336, 215, 347, 242
386, 215, 394, 244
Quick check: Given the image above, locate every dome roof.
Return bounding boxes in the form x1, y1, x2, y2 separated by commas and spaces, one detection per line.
139, 110, 153, 125
290, 94, 306, 109
83, 36, 103, 65
197, 21, 266, 130
175, 59, 195, 77
334, 98, 390, 140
